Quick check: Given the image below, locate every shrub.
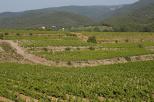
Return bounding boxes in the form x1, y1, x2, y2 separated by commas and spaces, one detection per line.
67, 61, 72, 65
115, 40, 118, 43
87, 36, 97, 43
29, 33, 33, 36
138, 44, 144, 48
0, 34, 4, 39
65, 47, 71, 51
125, 39, 129, 43
4, 32, 9, 35
124, 56, 131, 61
89, 46, 95, 50
16, 33, 20, 36
77, 47, 80, 50
43, 48, 48, 52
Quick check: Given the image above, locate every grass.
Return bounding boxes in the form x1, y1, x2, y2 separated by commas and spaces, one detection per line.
0, 30, 154, 101
20, 39, 93, 47
0, 29, 66, 34
3, 34, 66, 40
0, 61, 154, 101
99, 42, 154, 48
82, 32, 154, 42
1, 30, 94, 47
82, 32, 154, 37
34, 48, 153, 61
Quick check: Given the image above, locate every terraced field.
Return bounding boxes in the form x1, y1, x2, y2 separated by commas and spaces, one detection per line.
0, 29, 154, 101
0, 61, 154, 102
1, 31, 154, 63
0, 61, 154, 101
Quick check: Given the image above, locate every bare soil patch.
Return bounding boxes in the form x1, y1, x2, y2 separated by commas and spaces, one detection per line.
48, 94, 90, 102
0, 47, 4, 52
0, 40, 49, 65
0, 41, 28, 63
0, 96, 14, 102
27, 46, 124, 53
16, 93, 38, 102
71, 32, 89, 42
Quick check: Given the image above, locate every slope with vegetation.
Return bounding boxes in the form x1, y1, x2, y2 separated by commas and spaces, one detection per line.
0, 11, 93, 28
0, 29, 154, 101
0, 61, 154, 101
0, 0, 153, 32
104, 0, 154, 31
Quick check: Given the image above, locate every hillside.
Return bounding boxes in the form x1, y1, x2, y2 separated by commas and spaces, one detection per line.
0, 5, 121, 28
0, 11, 93, 28
104, 0, 154, 31
0, 0, 153, 30
48, 5, 122, 21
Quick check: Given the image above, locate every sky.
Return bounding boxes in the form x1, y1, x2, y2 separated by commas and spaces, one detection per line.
0, 0, 138, 13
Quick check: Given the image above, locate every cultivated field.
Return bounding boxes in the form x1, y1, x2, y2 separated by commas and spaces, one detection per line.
0, 29, 154, 101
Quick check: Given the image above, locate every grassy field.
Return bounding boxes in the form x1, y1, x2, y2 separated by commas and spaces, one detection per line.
0, 61, 154, 101
0, 30, 154, 101
34, 48, 153, 61
0, 29, 64, 34
1, 30, 154, 61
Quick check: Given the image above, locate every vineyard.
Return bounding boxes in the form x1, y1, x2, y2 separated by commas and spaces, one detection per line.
0, 61, 154, 101
0, 29, 154, 101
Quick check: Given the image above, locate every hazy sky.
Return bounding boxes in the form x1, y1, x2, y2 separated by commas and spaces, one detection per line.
0, 0, 138, 13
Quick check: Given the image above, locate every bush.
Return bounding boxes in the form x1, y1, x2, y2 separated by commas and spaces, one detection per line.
16, 33, 20, 36
29, 33, 33, 36
43, 48, 48, 52
124, 56, 131, 61
4, 32, 9, 35
115, 40, 118, 43
67, 61, 72, 65
77, 47, 80, 50
125, 39, 129, 43
89, 46, 95, 50
87, 36, 97, 43
65, 47, 71, 51
0, 34, 4, 39
138, 44, 144, 48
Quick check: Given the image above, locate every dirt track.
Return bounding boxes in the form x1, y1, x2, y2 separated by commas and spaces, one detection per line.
0, 40, 50, 65
0, 96, 14, 102
27, 46, 125, 53
0, 40, 154, 67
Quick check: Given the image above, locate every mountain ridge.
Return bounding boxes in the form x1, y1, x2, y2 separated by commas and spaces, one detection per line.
0, 0, 153, 31
103, 0, 154, 31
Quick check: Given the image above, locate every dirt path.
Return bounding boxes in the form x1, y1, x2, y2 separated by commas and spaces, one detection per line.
16, 93, 38, 102
27, 46, 125, 52
0, 96, 14, 102
0, 46, 4, 52
0, 40, 154, 67
0, 40, 50, 66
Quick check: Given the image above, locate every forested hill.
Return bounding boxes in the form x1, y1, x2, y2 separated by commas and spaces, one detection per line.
103, 0, 154, 31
